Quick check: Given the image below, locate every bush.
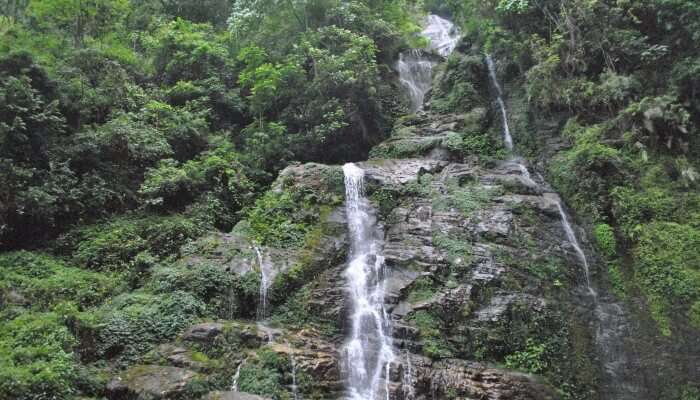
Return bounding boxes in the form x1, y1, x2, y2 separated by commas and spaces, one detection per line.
504, 338, 548, 374
149, 263, 235, 315
0, 312, 79, 399
594, 223, 617, 258
635, 222, 700, 334
244, 190, 313, 247
95, 291, 206, 366
66, 215, 205, 270
0, 251, 123, 310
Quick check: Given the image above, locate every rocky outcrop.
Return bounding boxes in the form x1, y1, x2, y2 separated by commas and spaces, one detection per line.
202, 391, 271, 400
183, 322, 225, 343
107, 365, 200, 400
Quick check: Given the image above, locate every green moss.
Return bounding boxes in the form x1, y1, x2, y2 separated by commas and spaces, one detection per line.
690, 301, 700, 330
607, 262, 627, 299
594, 223, 617, 258
433, 233, 472, 276
635, 222, 700, 335
406, 277, 437, 304
410, 310, 453, 359
433, 180, 498, 217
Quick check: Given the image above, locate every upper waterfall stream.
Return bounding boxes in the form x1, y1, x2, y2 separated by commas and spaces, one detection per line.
397, 15, 459, 112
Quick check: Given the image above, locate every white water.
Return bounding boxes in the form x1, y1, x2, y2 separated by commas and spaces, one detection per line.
551, 196, 593, 290
290, 350, 300, 400
230, 358, 246, 391
397, 15, 460, 112
423, 15, 459, 57
343, 163, 395, 400
485, 55, 514, 150
402, 350, 415, 400
255, 246, 274, 320
397, 51, 435, 113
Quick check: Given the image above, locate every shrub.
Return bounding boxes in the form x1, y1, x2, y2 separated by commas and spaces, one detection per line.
0, 251, 123, 310
504, 338, 548, 373
635, 222, 700, 334
95, 291, 206, 365
594, 223, 617, 258
244, 190, 313, 247
0, 312, 79, 399
66, 215, 205, 270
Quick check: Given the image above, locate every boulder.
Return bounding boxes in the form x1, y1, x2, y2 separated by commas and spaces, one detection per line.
202, 391, 271, 400
106, 365, 199, 400
182, 322, 224, 342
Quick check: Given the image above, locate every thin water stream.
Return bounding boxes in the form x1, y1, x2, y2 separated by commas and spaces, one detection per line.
487, 55, 643, 400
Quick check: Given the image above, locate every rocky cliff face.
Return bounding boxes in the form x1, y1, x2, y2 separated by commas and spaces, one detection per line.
106, 46, 607, 400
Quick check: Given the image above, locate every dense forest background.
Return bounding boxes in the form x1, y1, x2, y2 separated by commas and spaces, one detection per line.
1, 0, 699, 399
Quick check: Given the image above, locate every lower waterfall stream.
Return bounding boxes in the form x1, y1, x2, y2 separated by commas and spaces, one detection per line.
343, 163, 394, 400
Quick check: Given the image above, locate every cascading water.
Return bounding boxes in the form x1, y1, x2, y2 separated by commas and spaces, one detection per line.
423, 14, 459, 57
342, 163, 394, 400
485, 55, 514, 150
397, 51, 435, 113
488, 55, 644, 400
397, 15, 460, 112
255, 246, 274, 320
290, 350, 300, 400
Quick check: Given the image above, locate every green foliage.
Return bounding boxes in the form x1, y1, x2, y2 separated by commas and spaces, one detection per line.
95, 291, 206, 365
433, 179, 497, 217
549, 120, 627, 220
237, 348, 284, 397
410, 310, 453, 359
607, 262, 627, 299
634, 222, 700, 335
594, 223, 617, 258
0, 311, 79, 399
504, 338, 548, 373
0, 251, 123, 310
149, 262, 235, 315
431, 53, 487, 114
64, 214, 204, 271
444, 130, 506, 160
406, 277, 436, 303
244, 190, 313, 247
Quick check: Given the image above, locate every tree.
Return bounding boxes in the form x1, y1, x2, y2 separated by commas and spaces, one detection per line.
27, 0, 129, 46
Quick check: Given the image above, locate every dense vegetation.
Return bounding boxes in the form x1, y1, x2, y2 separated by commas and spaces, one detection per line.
0, 0, 422, 398
1, 0, 699, 398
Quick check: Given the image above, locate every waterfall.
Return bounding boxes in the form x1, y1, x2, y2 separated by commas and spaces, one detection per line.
342, 163, 395, 400
290, 350, 300, 400
485, 55, 514, 150
230, 358, 246, 391
487, 53, 644, 400
255, 246, 274, 320
402, 350, 415, 400
397, 15, 460, 112
397, 51, 435, 113
423, 15, 459, 57
550, 195, 593, 290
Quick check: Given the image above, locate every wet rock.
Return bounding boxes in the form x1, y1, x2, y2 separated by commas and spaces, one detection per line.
182, 322, 224, 342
